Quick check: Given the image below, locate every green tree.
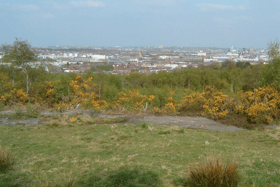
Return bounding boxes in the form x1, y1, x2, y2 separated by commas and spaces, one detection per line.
259, 58, 280, 90
1, 38, 37, 93
267, 39, 280, 59
221, 60, 235, 69
236, 61, 251, 69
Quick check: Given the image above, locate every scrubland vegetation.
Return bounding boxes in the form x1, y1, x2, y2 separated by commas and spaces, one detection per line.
1, 40, 280, 186
2, 57, 280, 128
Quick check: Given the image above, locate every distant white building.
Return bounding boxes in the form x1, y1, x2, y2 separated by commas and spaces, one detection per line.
159, 56, 179, 59
213, 57, 230, 62
89, 55, 106, 63
226, 52, 239, 57
127, 59, 139, 63
159, 56, 170, 59
164, 64, 178, 69
196, 52, 207, 56
91, 55, 106, 60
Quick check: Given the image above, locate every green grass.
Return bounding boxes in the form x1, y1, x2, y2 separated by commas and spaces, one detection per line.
0, 120, 279, 186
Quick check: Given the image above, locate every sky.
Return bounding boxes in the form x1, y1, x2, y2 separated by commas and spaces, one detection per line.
0, 0, 280, 48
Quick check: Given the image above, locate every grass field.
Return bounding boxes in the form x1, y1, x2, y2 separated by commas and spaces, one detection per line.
0, 115, 280, 186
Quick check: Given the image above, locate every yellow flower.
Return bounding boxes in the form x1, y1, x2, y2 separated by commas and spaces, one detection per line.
71, 117, 76, 123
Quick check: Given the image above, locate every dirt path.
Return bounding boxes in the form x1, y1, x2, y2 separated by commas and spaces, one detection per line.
95, 114, 243, 132
0, 110, 243, 132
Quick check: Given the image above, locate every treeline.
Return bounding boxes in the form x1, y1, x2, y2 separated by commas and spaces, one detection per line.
0, 59, 277, 105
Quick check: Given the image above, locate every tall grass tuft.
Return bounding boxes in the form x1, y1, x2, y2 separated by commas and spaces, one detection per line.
184, 158, 239, 187
0, 146, 15, 173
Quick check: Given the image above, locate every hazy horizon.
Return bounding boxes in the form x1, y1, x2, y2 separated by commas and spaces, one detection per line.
1, 0, 280, 48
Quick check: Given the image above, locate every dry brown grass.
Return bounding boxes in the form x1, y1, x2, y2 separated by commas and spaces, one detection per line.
184, 157, 239, 187
77, 114, 96, 124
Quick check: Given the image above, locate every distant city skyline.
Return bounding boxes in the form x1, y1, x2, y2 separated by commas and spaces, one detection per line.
1, 0, 279, 48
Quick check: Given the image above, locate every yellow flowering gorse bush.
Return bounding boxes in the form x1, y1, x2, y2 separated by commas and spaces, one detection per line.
69, 76, 107, 110
0, 89, 29, 104
112, 90, 155, 110
180, 86, 230, 119
235, 86, 280, 123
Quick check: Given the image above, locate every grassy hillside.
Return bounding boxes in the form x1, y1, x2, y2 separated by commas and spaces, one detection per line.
0, 116, 280, 186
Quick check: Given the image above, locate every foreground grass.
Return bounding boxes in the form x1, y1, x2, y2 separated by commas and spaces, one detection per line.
0, 120, 279, 186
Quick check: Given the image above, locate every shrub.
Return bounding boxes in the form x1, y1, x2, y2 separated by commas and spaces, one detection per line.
25, 103, 40, 118
184, 158, 239, 187
137, 121, 150, 129
107, 168, 161, 187
0, 102, 5, 111
0, 146, 15, 173
179, 86, 230, 120
236, 86, 280, 124
13, 104, 24, 119
78, 167, 162, 187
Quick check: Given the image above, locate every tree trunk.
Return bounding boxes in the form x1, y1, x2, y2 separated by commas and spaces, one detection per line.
99, 85, 101, 98
26, 73, 29, 94
12, 70, 15, 88
23, 68, 29, 94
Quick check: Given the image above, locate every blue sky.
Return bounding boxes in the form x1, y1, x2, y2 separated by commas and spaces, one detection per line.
0, 0, 279, 48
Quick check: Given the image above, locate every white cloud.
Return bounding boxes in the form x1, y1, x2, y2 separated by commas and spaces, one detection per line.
70, 1, 105, 8
132, 0, 184, 6
196, 3, 247, 11
3, 3, 40, 11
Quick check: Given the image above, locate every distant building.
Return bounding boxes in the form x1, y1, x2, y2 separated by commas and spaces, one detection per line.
74, 57, 91, 62
249, 47, 255, 54
90, 55, 106, 60
196, 52, 207, 56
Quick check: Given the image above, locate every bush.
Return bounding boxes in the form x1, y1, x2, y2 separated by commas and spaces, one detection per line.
184, 158, 239, 187
235, 86, 280, 124
137, 121, 150, 129
25, 103, 40, 118
0, 146, 15, 173
13, 104, 24, 119
78, 167, 162, 187
0, 102, 5, 111
179, 86, 230, 120
107, 168, 161, 187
